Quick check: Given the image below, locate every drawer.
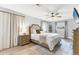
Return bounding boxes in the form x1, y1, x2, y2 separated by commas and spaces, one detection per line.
18, 35, 30, 46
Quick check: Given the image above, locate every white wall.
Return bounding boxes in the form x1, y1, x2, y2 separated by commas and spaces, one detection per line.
68, 19, 74, 39
68, 19, 79, 39
22, 15, 42, 34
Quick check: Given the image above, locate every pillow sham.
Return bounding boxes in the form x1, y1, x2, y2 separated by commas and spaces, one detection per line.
36, 30, 40, 34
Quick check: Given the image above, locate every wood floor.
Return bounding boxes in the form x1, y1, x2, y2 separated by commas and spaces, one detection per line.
0, 39, 73, 55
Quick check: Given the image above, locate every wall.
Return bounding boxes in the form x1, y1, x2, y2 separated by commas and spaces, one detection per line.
67, 19, 74, 39
1, 4, 78, 39
68, 19, 79, 39
22, 15, 42, 34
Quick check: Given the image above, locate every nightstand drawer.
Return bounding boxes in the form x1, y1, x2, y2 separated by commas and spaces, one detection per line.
18, 35, 30, 46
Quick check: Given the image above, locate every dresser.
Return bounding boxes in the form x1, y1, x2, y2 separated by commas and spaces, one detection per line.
18, 35, 30, 46
73, 28, 79, 55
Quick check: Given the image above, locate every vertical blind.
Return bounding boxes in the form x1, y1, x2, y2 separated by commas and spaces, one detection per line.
0, 11, 25, 50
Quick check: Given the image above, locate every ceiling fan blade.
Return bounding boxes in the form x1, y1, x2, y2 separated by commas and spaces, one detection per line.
45, 13, 52, 16
44, 16, 54, 19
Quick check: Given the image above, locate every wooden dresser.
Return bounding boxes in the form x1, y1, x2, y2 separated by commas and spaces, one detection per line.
18, 35, 30, 46
73, 28, 79, 55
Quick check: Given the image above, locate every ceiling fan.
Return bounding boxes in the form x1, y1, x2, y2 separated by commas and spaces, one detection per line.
46, 12, 62, 18
36, 4, 62, 18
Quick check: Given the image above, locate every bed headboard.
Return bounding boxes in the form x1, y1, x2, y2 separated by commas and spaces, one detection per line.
29, 24, 41, 36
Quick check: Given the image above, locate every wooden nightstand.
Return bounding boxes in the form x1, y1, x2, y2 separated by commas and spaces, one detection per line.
18, 35, 30, 46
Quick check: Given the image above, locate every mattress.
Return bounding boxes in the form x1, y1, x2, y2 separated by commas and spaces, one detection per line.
31, 33, 60, 45
31, 34, 46, 40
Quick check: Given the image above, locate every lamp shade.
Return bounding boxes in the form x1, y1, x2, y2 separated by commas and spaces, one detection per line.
73, 8, 79, 19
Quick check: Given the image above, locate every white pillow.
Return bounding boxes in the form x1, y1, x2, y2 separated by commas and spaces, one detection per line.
40, 31, 45, 34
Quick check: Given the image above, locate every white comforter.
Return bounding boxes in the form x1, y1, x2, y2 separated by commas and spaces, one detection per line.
31, 33, 60, 51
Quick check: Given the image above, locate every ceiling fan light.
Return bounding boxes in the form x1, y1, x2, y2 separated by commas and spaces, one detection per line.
36, 4, 40, 6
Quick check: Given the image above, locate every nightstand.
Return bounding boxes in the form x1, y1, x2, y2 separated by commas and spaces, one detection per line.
18, 35, 30, 46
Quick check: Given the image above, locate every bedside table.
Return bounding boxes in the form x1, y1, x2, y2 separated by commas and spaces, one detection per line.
18, 35, 30, 46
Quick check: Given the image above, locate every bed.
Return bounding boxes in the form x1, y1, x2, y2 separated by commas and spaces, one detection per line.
29, 24, 61, 51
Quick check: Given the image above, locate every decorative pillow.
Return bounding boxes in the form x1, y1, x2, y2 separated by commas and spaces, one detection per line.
36, 30, 40, 34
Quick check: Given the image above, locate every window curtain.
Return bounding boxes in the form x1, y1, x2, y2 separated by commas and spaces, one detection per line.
10, 14, 25, 47
42, 21, 49, 32
0, 11, 25, 50
0, 12, 11, 50
10, 14, 18, 47
0, 12, 4, 50
3, 12, 11, 49
18, 15, 24, 35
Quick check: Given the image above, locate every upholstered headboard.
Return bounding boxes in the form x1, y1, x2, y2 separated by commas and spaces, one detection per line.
29, 24, 41, 35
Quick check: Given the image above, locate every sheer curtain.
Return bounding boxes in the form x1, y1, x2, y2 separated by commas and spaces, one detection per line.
0, 12, 4, 50
0, 12, 11, 50
3, 12, 11, 49
10, 14, 25, 47
0, 11, 25, 50
42, 21, 49, 32
13, 15, 25, 47
18, 15, 25, 35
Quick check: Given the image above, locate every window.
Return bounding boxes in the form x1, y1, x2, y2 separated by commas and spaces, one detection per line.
41, 21, 52, 32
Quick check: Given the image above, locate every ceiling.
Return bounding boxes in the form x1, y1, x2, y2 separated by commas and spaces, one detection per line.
0, 4, 79, 21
